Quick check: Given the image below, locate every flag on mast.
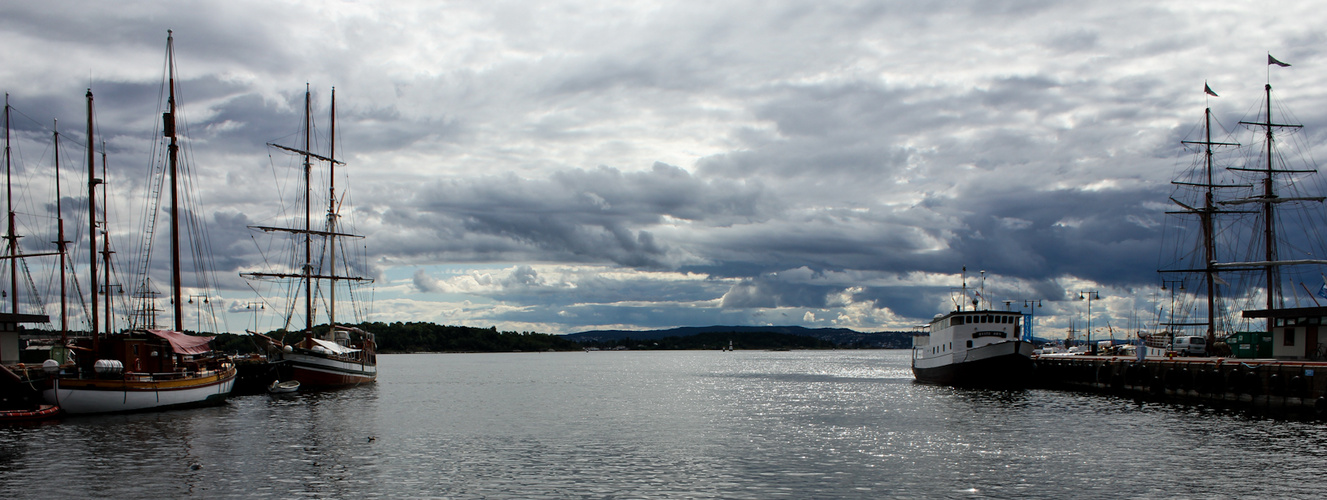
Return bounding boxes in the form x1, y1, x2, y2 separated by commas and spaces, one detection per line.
1204, 82, 1218, 97
1268, 54, 1291, 67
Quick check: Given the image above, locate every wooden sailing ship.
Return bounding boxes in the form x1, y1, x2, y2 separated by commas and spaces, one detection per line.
244, 86, 377, 389
0, 94, 59, 417
1159, 57, 1327, 356
43, 31, 236, 414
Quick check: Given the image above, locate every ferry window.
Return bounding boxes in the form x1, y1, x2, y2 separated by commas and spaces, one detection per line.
954, 316, 964, 325
966, 340, 973, 348
1285, 328, 1296, 346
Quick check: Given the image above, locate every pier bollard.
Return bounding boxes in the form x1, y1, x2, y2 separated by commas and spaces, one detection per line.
1207, 368, 1223, 396
1110, 361, 1125, 390
1244, 371, 1262, 396
1290, 375, 1306, 398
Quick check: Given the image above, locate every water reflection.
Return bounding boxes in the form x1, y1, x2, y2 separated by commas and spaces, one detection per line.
1, 351, 1324, 498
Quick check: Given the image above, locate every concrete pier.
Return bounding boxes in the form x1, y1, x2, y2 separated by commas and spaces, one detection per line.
1033, 355, 1327, 416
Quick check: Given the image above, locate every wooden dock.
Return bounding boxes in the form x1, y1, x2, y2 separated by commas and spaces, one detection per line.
1033, 355, 1327, 416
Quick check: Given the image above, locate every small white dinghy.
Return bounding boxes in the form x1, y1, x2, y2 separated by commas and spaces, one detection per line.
268, 380, 300, 394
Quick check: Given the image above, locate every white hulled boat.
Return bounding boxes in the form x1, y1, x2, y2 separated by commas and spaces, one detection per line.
911, 271, 1033, 387
43, 31, 235, 413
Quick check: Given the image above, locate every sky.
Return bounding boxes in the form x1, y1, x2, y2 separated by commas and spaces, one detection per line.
2, 1, 1327, 338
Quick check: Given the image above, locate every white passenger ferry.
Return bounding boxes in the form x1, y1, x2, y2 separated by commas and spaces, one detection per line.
911, 274, 1034, 387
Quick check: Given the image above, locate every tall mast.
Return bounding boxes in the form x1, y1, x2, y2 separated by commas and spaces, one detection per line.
1201, 107, 1217, 345
303, 85, 313, 342
242, 87, 365, 336
87, 89, 99, 338
1226, 81, 1324, 325
328, 87, 337, 333
165, 30, 183, 331
101, 142, 112, 336
1261, 84, 1277, 313
5, 95, 16, 315
54, 121, 68, 341
1170, 94, 1241, 346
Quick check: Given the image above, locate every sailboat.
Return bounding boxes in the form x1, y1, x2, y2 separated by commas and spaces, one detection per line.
43, 32, 236, 414
0, 95, 59, 418
243, 86, 377, 389
1159, 58, 1327, 358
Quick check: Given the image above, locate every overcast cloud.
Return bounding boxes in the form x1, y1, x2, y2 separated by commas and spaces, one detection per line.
2, 1, 1326, 337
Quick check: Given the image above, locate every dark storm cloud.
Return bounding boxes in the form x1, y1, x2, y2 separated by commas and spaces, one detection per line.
5, 1, 1327, 334
388, 162, 771, 268
488, 302, 755, 332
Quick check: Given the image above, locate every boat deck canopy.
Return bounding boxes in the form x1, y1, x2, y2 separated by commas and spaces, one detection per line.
146, 329, 215, 355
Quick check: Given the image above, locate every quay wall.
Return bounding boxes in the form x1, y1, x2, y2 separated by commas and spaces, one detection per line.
1033, 356, 1327, 416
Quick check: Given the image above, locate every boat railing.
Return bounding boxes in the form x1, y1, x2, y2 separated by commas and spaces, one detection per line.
120, 369, 213, 382
72, 364, 230, 383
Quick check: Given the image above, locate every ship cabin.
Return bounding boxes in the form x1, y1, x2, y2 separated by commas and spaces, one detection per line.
913, 311, 1023, 357
1242, 306, 1327, 361
0, 313, 49, 366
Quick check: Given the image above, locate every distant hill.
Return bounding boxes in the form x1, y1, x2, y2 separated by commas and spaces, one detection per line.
564, 325, 915, 349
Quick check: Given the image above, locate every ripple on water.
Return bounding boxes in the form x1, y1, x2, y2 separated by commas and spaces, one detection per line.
2, 350, 1326, 498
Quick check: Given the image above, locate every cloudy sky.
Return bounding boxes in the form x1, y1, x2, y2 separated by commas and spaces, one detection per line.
2, 1, 1326, 338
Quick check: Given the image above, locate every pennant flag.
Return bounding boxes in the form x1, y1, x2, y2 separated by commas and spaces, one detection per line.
1268, 54, 1291, 67
1204, 82, 1218, 97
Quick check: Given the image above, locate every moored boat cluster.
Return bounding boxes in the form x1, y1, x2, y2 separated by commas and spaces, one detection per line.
0, 32, 376, 421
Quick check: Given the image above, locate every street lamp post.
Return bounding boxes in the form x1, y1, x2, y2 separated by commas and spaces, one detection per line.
1079, 291, 1100, 353
187, 294, 209, 333
1022, 299, 1042, 342
245, 301, 265, 333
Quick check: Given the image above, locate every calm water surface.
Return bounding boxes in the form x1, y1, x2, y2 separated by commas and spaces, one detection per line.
2, 350, 1325, 498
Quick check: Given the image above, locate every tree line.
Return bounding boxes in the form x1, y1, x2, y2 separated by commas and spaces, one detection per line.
28, 322, 869, 354
211, 322, 583, 354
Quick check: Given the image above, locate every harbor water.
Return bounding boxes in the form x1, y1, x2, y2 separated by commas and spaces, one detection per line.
2, 350, 1326, 498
